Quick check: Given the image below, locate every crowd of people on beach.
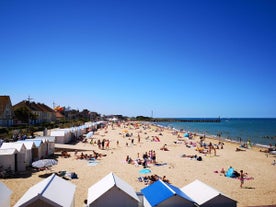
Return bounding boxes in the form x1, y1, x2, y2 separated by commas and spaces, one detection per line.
62, 121, 272, 192
125, 150, 157, 168
138, 174, 170, 185
75, 150, 107, 160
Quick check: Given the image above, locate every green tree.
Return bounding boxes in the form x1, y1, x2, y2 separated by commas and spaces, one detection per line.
14, 107, 36, 123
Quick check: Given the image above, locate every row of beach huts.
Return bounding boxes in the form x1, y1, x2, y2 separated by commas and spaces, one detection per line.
0, 121, 104, 173
0, 171, 237, 207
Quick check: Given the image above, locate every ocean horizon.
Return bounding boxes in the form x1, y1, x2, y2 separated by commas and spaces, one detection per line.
154, 118, 276, 147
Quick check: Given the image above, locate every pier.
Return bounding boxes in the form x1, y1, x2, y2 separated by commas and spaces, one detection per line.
152, 118, 221, 123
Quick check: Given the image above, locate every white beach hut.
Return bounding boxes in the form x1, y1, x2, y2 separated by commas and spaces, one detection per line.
85, 121, 98, 131
14, 173, 76, 207
34, 136, 55, 156
22, 139, 43, 161
71, 126, 85, 138
50, 129, 71, 144
0, 148, 19, 172
0, 143, 26, 171
181, 179, 237, 207
0, 181, 12, 207
87, 172, 141, 207
17, 141, 36, 165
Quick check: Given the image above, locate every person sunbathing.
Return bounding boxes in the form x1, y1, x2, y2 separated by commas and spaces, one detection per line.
76, 152, 85, 160
61, 151, 71, 158
160, 144, 169, 151
259, 146, 276, 153
181, 154, 197, 158
162, 175, 170, 183
196, 146, 208, 154
236, 148, 246, 152
149, 174, 160, 184
92, 150, 107, 159
126, 155, 134, 164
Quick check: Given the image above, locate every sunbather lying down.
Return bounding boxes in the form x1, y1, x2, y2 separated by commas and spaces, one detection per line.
236, 148, 246, 152
61, 151, 71, 158
181, 154, 203, 161
160, 144, 169, 151
138, 174, 171, 185
181, 154, 197, 158
75, 150, 107, 160
55, 171, 78, 180
195, 147, 208, 154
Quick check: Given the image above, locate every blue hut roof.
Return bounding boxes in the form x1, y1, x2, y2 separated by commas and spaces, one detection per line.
141, 180, 193, 206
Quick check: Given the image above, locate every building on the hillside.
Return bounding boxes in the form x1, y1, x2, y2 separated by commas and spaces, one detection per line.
55, 111, 65, 121
0, 96, 14, 127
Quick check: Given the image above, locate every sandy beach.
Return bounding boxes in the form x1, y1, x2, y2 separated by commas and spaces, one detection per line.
2, 121, 276, 207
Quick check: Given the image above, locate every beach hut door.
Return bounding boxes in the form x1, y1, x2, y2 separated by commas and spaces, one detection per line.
14, 153, 18, 172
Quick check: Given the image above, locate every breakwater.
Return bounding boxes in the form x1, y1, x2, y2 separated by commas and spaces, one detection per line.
152, 118, 221, 123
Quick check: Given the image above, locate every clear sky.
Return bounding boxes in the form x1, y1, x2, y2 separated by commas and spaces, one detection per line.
1, 0, 275, 118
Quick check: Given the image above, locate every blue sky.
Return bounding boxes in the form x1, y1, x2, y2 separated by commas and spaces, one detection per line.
1, 0, 275, 118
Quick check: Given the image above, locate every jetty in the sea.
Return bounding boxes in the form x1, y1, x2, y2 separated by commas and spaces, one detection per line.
152, 117, 221, 123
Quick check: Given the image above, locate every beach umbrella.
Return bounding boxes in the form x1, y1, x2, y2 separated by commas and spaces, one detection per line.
32, 159, 58, 169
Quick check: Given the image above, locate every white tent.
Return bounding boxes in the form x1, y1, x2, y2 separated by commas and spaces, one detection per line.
14, 173, 76, 207
0, 148, 18, 172
181, 180, 237, 207
0, 181, 12, 207
87, 172, 141, 207
0, 143, 26, 172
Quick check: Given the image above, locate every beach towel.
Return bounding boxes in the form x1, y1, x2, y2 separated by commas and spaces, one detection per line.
59, 171, 78, 180
155, 163, 167, 166
139, 168, 151, 174
87, 160, 99, 166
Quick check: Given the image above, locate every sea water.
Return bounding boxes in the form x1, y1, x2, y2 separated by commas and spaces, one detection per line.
155, 118, 276, 147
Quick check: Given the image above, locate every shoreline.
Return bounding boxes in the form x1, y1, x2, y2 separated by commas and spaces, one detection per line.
153, 122, 275, 149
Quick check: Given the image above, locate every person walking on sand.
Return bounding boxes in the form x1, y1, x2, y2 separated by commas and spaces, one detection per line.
240, 170, 245, 188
